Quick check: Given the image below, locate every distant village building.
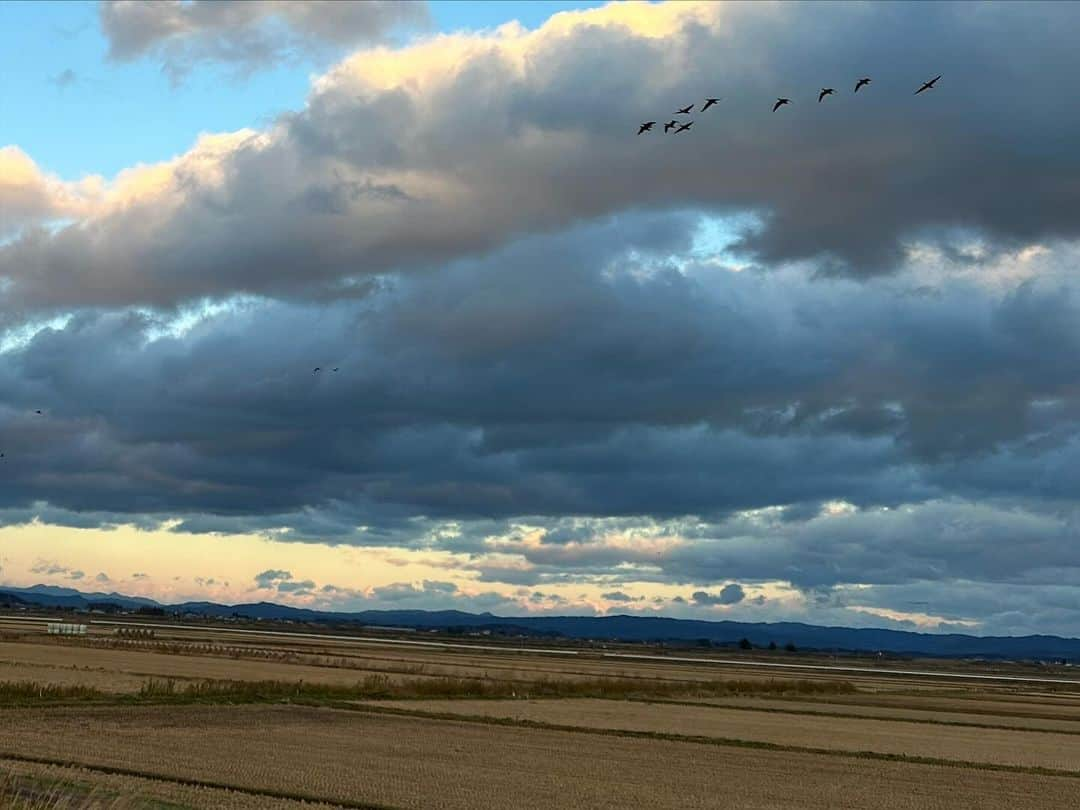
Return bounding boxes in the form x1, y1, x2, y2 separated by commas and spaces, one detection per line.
46, 623, 87, 636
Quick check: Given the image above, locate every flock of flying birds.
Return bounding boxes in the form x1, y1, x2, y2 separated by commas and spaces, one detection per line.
637, 74, 942, 134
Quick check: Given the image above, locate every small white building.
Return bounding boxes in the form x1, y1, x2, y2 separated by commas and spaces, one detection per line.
46, 622, 87, 636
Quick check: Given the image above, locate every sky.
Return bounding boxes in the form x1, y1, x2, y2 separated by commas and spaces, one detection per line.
2, 1, 1080, 637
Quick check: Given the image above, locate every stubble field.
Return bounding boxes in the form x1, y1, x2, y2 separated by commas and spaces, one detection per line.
2, 614, 1079, 809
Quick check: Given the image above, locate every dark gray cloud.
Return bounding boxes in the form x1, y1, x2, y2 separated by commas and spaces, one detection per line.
252, 569, 314, 594
7, 213, 1080, 534
692, 585, 745, 607
253, 569, 292, 588
276, 578, 315, 594
29, 560, 85, 581
601, 591, 643, 603
0, 213, 1078, 576
100, 1, 429, 83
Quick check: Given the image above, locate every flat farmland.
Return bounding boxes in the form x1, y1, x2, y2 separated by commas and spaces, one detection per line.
0, 639, 457, 692
4, 617, 1080, 808
5, 616, 1066, 695
3, 704, 1079, 810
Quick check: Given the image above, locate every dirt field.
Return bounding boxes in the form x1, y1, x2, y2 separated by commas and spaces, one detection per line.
3, 616, 1080, 808
2, 704, 1079, 810
687, 695, 1080, 732
380, 698, 1080, 770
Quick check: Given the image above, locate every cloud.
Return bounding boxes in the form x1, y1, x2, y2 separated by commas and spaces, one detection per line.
692, 584, 745, 606
6, 1, 1080, 317
0, 147, 100, 238
94, 572, 111, 584
29, 559, 85, 581
601, 591, 643, 603
371, 580, 458, 602
253, 569, 293, 588
100, 0, 429, 82
4, 216, 1080, 551
275, 578, 315, 594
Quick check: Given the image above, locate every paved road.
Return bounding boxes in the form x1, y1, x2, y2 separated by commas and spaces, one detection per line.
5, 612, 1079, 686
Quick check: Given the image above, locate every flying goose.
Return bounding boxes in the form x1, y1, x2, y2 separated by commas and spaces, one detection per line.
915, 75, 941, 95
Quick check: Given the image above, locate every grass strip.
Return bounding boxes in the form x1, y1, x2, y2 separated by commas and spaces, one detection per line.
0, 752, 395, 810
0, 675, 856, 708
338, 702, 1080, 781
131, 674, 853, 701
0, 767, 191, 809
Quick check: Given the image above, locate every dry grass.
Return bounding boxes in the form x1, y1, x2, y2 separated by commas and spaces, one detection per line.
0, 682, 104, 705
2, 704, 1079, 809
0, 674, 855, 707
0, 770, 140, 809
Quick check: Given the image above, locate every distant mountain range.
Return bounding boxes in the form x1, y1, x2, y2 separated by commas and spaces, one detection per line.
2, 583, 1079, 661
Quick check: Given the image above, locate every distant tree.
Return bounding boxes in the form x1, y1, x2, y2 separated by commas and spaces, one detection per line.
768, 641, 777, 651
785, 642, 797, 652
136, 606, 166, 616
695, 638, 712, 648
738, 637, 753, 650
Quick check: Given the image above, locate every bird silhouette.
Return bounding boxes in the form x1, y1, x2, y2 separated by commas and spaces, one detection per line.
915, 74, 941, 95
818, 88, 835, 103
701, 97, 721, 111
663, 120, 679, 133
675, 104, 694, 115
34, 410, 42, 415
772, 98, 790, 112
332, 367, 339, 372
313, 367, 321, 374
674, 121, 694, 134
854, 77, 871, 93
637, 121, 656, 134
